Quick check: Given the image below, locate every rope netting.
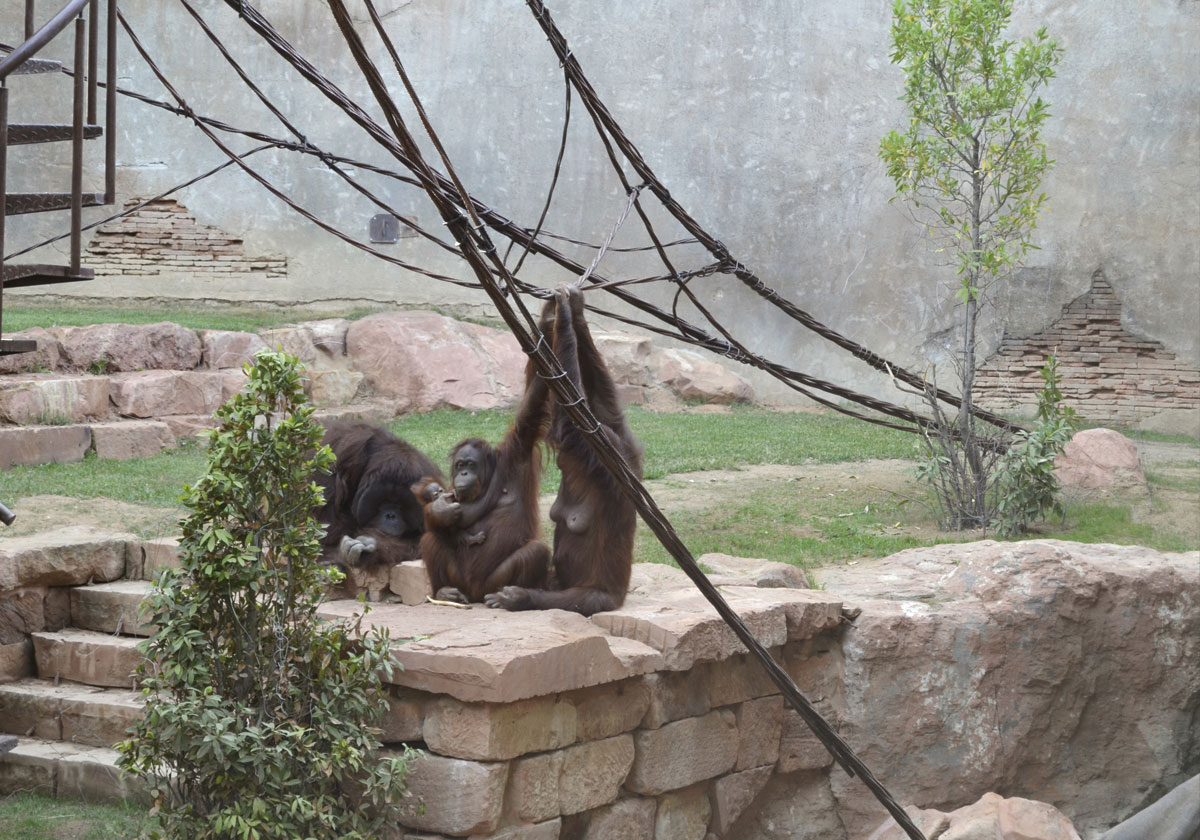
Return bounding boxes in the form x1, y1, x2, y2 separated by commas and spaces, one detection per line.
14, 2, 955, 835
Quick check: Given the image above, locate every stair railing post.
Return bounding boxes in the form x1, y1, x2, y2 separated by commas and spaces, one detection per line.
87, 0, 98, 123
71, 15, 85, 274
1, 85, 8, 335
104, 0, 116, 203
24, 1, 36, 40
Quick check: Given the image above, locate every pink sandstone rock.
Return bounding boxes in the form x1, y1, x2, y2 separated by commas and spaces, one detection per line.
0, 328, 62, 374
814, 539, 1198, 838
656, 348, 754, 404
0, 375, 109, 424
89, 420, 176, 460
108, 370, 224, 417
53, 322, 202, 372
863, 792, 1082, 840
0, 425, 91, 469
1054, 427, 1146, 490
197, 329, 268, 369
346, 311, 525, 413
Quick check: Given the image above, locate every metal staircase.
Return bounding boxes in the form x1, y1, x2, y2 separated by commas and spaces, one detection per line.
1, 0, 117, 356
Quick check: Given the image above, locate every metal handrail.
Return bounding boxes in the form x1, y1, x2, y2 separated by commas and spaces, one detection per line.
0, 0, 91, 79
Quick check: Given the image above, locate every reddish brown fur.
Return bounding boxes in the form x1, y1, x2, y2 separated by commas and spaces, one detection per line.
418, 360, 552, 603
485, 285, 643, 616
315, 422, 444, 568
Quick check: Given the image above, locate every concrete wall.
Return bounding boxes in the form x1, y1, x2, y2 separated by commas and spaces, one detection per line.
4, 0, 1198, 404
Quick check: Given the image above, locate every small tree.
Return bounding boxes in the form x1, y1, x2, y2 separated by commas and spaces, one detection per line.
119, 350, 411, 840
880, 0, 1062, 528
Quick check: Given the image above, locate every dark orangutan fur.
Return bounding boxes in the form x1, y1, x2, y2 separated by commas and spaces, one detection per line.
485, 284, 643, 616
417, 354, 553, 604
315, 421, 444, 568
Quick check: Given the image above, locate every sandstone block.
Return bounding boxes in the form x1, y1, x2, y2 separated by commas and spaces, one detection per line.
0, 679, 141, 747
707, 651, 784, 707
485, 820, 562, 840
89, 420, 177, 460
32, 629, 144, 689
381, 687, 426, 743
592, 588, 788, 671
198, 329, 268, 369
734, 695, 783, 770
70, 581, 154, 636
0, 587, 50, 644
0, 328, 62, 374
160, 414, 218, 441
317, 600, 657, 703
558, 734, 635, 815
0, 640, 33, 683
655, 348, 754, 404
0, 527, 133, 591
0, 738, 59, 795
346, 312, 524, 413
627, 710, 739, 795
390, 560, 433, 605
307, 368, 364, 406
711, 765, 772, 834
303, 319, 351, 357
655, 785, 711, 840
136, 537, 182, 581
732, 768, 844, 839
55, 322, 202, 372
641, 670, 710, 729
58, 744, 149, 803
0, 424, 91, 468
395, 751, 508, 836
260, 325, 318, 363
0, 375, 109, 424
424, 695, 577, 761
592, 333, 654, 387
778, 709, 835, 772
508, 750, 565, 824
566, 678, 650, 742
108, 370, 224, 418
577, 796, 656, 840
220, 368, 249, 402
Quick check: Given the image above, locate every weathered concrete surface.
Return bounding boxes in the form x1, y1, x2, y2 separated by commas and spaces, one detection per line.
5, 1, 1196, 405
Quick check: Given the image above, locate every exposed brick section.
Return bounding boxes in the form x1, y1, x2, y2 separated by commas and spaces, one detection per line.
86, 198, 287, 282
975, 270, 1200, 425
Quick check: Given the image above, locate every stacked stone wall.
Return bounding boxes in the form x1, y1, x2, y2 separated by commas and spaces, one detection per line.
975, 270, 1200, 426
84, 198, 287, 283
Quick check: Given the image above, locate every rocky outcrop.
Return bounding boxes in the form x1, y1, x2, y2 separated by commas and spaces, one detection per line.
814, 539, 1199, 839
866, 792, 1083, 840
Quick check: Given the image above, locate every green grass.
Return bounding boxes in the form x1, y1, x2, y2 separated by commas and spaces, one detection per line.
0, 793, 148, 840
3, 303, 388, 334
2, 405, 1195, 564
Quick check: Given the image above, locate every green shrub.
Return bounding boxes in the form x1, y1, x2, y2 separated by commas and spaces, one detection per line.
118, 350, 411, 840
993, 355, 1078, 536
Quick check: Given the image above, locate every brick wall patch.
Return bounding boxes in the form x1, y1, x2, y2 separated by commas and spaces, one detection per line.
974, 268, 1200, 425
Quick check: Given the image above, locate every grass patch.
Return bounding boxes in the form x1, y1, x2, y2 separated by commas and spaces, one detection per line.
3, 304, 388, 334
0, 792, 147, 840
1055, 502, 1196, 553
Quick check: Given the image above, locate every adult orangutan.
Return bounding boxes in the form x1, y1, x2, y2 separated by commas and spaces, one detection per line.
417, 350, 552, 604
315, 421, 444, 569
485, 283, 643, 616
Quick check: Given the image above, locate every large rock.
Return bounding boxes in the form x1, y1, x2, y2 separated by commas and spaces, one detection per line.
0, 424, 91, 468
1054, 427, 1146, 490
0, 375, 109, 424
0, 328, 62, 374
54, 322, 202, 372
345, 311, 526, 412
108, 370, 224, 417
865, 792, 1082, 840
814, 540, 1199, 838
0, 527, 134, 592
198, 329, 268, 369
656, 348, 755, 404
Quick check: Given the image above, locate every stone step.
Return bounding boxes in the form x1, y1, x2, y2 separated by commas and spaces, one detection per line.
31, 629, 145, 690
0, 738, 148, 803
70, 581, 155, 637
0, 678, 143, 747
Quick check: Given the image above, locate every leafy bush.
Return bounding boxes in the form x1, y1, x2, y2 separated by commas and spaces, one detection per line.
993, 355, 1078, 536
118, 350, 411, 840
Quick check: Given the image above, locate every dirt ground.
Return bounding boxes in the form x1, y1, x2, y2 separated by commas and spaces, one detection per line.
4, 439, 1196, 560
